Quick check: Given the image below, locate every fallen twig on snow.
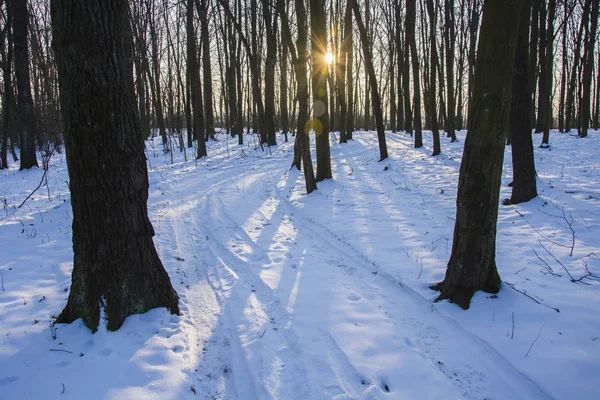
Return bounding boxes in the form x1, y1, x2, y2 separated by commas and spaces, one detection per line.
504, 282, 560, 313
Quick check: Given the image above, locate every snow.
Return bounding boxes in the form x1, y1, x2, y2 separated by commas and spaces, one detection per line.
0, 129, 598, 399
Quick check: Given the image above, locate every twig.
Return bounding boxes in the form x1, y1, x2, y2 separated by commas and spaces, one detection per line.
61, 383, 65, 394
18, 169, 48, 208
49, 349, 73, 353
527, 220, 572, 251
417, 258, 423, 279
511, 312, 515, 339
389, 177, 398, 186
260, 329, 266, 338
514, 209, 524, 217
538, 240, 589, 284
525, 323, 545, 357
531, 248, 561, 277
504, 282, 560, 312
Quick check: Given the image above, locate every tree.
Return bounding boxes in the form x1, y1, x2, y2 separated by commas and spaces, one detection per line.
311, 0, 332, 182
579, 0, 599, 138
199, 0, 216, 141
51, 0, 180, 332
187, 0, 207, 157
431, 0, 523, 309
352, 0, 388, 161
425, 0, 441, 156
444, 0, 457, 142
406, 0, 422, 147
508, 0, 537, 204
11, 0, 38, 170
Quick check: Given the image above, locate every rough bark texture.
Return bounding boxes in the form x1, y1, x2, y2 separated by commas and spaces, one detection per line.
311, 0, 332, 182
509, 0, 537, 205
12, 0, 38, 170
432, 0, 522, 309
52, 0, 180, 332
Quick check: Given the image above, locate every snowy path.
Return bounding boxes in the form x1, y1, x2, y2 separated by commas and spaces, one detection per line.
153, 136, 553, 399
1, 130, 598, 399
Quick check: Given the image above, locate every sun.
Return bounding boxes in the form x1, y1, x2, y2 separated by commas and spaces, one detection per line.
325, 52, 334, 65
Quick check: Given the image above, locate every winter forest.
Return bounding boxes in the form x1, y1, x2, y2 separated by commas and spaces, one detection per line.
0, 0, 599, 398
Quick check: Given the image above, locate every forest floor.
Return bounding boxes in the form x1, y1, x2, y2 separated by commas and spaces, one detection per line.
0, 129, 599, 399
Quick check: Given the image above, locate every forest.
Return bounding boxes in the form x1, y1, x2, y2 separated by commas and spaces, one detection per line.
0, 0, 599, 399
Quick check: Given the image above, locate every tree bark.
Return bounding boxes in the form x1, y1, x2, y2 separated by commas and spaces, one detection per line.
199, 0, 216, 141
187, 0, 207, 157
311, 0, 332, 181
11, 0, 38, 170
509, 0, 537, 204
432, 0, 522, 309
426, 0, 441, 156
407, 0, 422, 147
52, 0, 179, 332
444, 0, 457, 142
579, 0, 599, 138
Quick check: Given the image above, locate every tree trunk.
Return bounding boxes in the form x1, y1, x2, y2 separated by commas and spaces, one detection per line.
565, 0, 590, 134
52, 0, 180, 332
432, 0, 522, 309
444, 0, 457, 142
280, 21, 290, 142
579, 0, 599, 138
352, 0, 387, 161
187, 0, 207, 157
11, 0, 38, 170
407, 0, 422, 147
338, 0, 350, 143
262, 0, 277, 146
558, 0, 568, 133
509, 0, 537, 204
346, 2, 354, 140
426, 0, 441, 156
199, 0, 216, 141
311, 0, 332, 182
0, 7, 13, 169
148, 2, 168, 150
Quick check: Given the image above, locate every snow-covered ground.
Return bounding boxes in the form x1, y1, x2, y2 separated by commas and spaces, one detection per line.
0, 129, 598, 400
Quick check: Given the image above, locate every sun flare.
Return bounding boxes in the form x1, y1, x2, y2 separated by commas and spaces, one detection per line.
325, 52, 334, 65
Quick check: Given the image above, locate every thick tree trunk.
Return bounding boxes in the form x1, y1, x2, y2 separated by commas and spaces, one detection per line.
432, 0, 522, 309
311, 0, 332, 182
52, 0, 179, 332
509, 0, 537, 204
407, 0, 422, 147
11, 0, 38, 170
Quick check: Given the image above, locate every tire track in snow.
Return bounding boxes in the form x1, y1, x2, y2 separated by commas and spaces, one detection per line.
271, 156, 554, 400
